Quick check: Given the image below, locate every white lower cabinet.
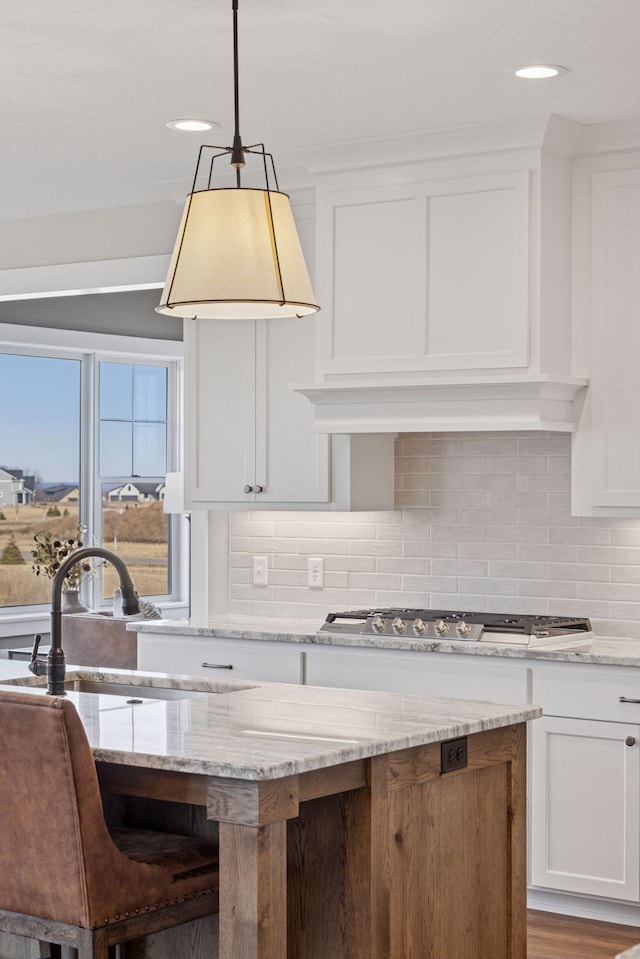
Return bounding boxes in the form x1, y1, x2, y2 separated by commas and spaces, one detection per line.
530, 664, 640, 904
305, 646, 529, 703
137, 629, 640, 913
530, 715, 640, 901
308, 645, 640, 909
137, 633, 305, 684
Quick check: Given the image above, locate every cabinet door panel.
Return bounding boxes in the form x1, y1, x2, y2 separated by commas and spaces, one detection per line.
184, 319, 256, 504
425, 176, 529, 367
331, 192, 418, 362
256, 316, 329, 503
531, 715, 640, 900
590, 168, 640, 508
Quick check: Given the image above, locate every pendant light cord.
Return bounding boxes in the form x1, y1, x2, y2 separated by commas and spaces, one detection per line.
230, 0, 245, 182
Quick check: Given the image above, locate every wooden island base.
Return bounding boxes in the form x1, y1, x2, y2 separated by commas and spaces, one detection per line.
1, 722, 525, 959
143, 722, 524, 958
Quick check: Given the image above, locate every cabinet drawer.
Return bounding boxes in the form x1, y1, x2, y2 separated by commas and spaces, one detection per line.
137, 635, 304, 685
533, 665, 640, 723
306, 648, 530, 704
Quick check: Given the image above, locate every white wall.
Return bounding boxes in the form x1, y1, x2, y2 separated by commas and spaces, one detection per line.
228, 431, 640, 639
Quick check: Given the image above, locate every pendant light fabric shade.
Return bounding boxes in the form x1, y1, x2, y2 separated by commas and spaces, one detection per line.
157, 187, 319, 320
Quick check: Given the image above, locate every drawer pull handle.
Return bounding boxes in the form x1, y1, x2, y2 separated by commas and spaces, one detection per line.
619, 696, 640, 704
201, 662, 233, 670
626, 737, 637, 747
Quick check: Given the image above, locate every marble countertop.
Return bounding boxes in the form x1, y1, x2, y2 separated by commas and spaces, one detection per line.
130, 616, 640, 667
0, 661, 539, 781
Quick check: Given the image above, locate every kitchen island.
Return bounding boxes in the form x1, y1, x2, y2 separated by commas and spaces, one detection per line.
0, 663, 540, 959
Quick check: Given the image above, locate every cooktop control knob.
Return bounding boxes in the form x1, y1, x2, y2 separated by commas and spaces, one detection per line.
413, 618, 427, 634
392, 617, 407, 633
456, 621, 472, 637
434, 619, 450, 636
371, 615, 385, 633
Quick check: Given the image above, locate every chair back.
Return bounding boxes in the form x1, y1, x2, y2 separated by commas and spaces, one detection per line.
0, 690, 143, 928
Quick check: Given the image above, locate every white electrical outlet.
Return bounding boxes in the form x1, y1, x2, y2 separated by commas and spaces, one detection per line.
308, 557, 324, 588
253, 556, 268, 586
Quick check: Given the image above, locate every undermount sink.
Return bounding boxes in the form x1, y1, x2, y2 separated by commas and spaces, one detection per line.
64, 680, 208, 701
0, 676, 257, 699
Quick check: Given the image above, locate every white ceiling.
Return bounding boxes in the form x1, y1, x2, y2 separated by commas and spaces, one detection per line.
3, 0, 639, 222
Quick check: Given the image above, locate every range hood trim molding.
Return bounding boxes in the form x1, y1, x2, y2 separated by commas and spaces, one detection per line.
292, 375, 588, 434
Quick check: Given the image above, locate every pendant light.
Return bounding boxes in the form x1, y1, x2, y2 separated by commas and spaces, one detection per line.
157, 0, 319, 320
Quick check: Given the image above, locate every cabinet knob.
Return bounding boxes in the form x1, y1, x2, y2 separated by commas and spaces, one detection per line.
626, 736, 636, 747
254, 485, 264, 494
243, 485, 253, 494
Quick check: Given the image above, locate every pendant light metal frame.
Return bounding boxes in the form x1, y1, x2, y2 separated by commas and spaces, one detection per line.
157, 0, 319, 321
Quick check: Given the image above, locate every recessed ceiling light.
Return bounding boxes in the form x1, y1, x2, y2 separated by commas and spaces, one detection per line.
510, 64, 568, 80
167, 119, 221, 132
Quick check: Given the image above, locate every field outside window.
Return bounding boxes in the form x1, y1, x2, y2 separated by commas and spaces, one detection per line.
0, 346, 180, 613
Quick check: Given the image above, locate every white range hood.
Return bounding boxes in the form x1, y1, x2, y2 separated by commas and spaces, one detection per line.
293, 374, 587, 434
291, 115, 590, 436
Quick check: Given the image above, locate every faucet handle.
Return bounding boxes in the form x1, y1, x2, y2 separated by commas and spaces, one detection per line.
28, 634, 47, 678
30, 633, 42, 663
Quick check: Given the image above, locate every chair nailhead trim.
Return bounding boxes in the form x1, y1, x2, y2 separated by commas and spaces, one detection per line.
92, 887, 218, 930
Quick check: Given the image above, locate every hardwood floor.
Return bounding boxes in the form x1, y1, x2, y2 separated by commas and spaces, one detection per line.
528, 910, 640, 959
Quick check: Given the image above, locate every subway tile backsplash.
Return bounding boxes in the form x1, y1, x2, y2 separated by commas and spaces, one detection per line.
228, 432, 640, 638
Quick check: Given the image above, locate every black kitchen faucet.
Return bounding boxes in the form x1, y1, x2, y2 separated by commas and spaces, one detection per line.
29, 547, 141, 695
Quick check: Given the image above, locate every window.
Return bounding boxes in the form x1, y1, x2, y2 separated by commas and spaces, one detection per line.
0, 326, 183, 617
0, 353, 81, 608
98, 361, 170, 601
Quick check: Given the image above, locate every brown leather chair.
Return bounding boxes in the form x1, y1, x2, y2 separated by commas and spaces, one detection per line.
0, 690, 219, 959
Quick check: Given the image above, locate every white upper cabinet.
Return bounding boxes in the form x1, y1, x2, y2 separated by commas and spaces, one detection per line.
572, 153, 640, 515
319, 171, 530, 375
293, 117, 587, 434
184, 315, 330, 506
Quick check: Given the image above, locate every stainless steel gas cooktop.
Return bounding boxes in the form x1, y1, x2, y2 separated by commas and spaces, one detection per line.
318, 609, 594, 648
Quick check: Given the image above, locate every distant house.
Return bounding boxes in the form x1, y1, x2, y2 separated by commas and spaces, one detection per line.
106, 482, 165, 504
40, 485, 80, 505
0, 467, 36, 507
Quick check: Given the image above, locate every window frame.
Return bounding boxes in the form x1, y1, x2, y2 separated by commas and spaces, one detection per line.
0, 322, 184, 637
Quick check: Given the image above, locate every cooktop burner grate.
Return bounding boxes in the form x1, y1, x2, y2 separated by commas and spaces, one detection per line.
322, 609, 592, 635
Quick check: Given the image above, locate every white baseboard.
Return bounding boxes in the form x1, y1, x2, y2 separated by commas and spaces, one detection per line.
528, 888, 640, 927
